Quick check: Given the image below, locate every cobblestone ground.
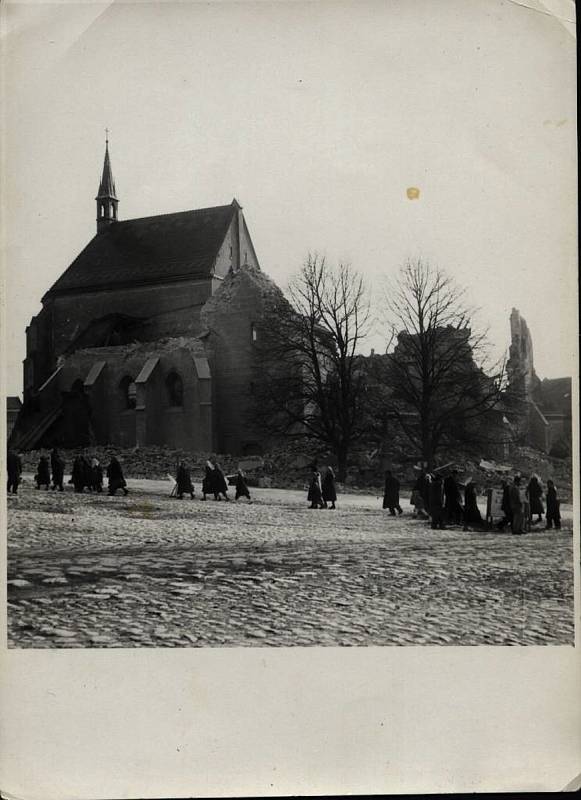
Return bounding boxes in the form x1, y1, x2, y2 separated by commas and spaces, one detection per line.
7, 477, 575, 648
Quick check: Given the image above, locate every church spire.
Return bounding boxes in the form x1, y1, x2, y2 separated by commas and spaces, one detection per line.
96, 131, 118, 233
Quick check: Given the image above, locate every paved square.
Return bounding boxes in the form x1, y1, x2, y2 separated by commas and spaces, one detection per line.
7, 479, 575, 647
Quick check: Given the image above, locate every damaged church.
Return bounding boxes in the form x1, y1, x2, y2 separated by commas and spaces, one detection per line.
10, 141, 281, 456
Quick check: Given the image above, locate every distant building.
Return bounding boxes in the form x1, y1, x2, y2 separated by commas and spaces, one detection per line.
10, 140, 282, 455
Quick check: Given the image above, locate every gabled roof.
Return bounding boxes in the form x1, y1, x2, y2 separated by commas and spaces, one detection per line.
44, 202, 237, 298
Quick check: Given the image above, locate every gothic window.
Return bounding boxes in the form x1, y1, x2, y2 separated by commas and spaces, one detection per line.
166, 371, 184, 407
251, 323, 258, 343
119, 375, 136, 410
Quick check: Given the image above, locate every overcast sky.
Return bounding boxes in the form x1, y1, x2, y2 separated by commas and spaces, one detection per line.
1, 0, 577, 397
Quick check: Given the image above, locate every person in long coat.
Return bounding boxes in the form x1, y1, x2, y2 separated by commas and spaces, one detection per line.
382, 469, 402, 515
545, 480, 561, 530
322, 466, 337, 509
107, 456, 128, 496
509, 475, 524, 534
307, 469, 324, 509
50, 448, 65, 491
175, 461, 194, 499
429, 474, 445, 529
35, 455, 51, 490
463, 479, 483, 527
201, 462, 215, 500
235, 469, 251, 501
526, 475, 544, 523
444, 469, 463, 525
213, 463, 229, 500
71, 455, 87, 493
7, 449, 22, 495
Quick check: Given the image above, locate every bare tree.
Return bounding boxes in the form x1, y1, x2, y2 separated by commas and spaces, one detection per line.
253, 254, 371, 482
380, 259, 510, 469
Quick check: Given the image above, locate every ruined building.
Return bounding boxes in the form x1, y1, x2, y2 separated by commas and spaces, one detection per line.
506, 308, 572, 455
10, 141, 283, 455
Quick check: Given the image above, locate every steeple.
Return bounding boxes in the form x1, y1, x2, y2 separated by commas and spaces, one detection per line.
96, 131, 118, 233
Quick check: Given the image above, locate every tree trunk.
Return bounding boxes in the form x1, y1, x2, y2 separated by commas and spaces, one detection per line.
336, 444, 348, 483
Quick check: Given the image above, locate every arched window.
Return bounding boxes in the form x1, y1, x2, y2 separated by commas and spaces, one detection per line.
166, 371, 184, 407
119, 375, 136, 410
251, 323, 258, 343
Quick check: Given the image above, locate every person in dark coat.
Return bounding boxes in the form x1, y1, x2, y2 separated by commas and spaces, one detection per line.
526, 475, 544, 523
235, 469, 251, 501
509, 475, 524, 534
35, 455, 51, 490
91, 458, 103, 493
496, 480, 513, 531
444, 469, 463, 525
7, 449, 22, 495
463, 479, 483, 527
429, 474, 445, 529
175, 461, 194, 499
382, 469, 402, 515
322, 466, 337, 509
71, 455, 87, 493
212, 463, 229, 500
307, 469, 324, 509
201, 462, 215, 500
50, 448, 65, 491
107, 456, 128, 496
545, 480, 561, 530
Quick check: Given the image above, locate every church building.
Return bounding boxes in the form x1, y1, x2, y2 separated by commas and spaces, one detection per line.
11, 141, 280, 456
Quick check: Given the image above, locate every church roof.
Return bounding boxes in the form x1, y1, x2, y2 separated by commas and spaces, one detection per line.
44, 203, 237, 297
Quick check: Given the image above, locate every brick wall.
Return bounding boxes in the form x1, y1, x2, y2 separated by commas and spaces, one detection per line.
201, 265, 277, 455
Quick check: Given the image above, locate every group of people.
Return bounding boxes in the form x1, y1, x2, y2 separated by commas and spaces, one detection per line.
307, 466, 337, 509
6, 448, 565, 532
403, 467, 562, 533
497, 474, 561, 534
175, 460, 251, 502
6, 449, 128, 497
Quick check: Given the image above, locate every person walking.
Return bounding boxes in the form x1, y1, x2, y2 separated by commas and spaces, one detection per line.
545, 479, 561, 530
201, 462, 215, 501
106, 456, 128, 496
91, 457, 104, 493
307, 469, 324, 509
50, 448, 65, 492
463, 478, 483, 528
235, 468, 251, 501
382, 469, 402, 516
7, 449, 22, 495
509, 475, 524, 534
71, 455, 87, 493
322, 466, 337, 509
429, 474, 445, 529
444, 469, 463, 525
214, 463, 229, 500
35, 455, 51, 490
526, 474, 544, 524
175, 461, 195, 499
